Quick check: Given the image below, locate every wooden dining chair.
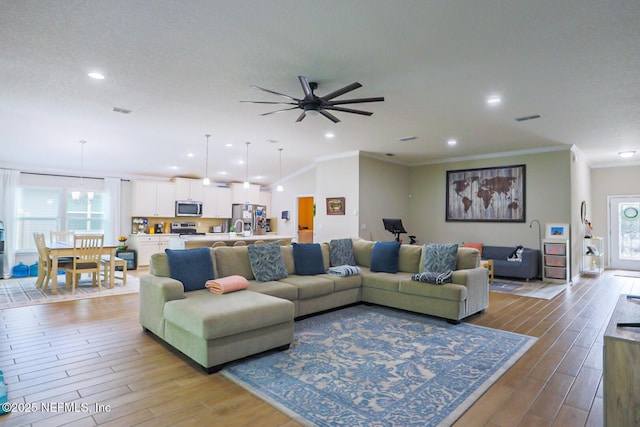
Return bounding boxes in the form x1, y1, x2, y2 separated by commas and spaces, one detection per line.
233, 241, 247, 247
50, 230, 74, 244
211, 241, 226, 248
253, 240, 266, 245
33, 232, 72, 291
101, 255, 127, 286
64, 234, 104, 294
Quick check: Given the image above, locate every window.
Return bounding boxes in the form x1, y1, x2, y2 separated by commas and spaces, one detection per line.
16, 187, 106, 251
16, 188, 62, 250
66, 192, 106, 234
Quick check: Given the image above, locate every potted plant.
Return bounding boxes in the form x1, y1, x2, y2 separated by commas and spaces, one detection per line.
229, 226, 236, 239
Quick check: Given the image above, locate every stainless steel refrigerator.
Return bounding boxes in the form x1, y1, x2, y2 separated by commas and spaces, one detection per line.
231, 204, 267, 234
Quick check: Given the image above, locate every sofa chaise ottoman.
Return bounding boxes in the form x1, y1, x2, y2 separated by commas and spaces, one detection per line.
140, 248, 295, 373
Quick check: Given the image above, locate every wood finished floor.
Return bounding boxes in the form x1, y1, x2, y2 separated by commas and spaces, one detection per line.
1, 270, 637, 426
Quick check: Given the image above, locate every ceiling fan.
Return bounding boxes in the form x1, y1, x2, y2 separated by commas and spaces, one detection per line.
241, 75, 384, 123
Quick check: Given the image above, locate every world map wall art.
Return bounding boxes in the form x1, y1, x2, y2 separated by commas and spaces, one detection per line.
446, 164, 526, 222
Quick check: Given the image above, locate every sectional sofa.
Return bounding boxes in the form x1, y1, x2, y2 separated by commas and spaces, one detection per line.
139, 238, 489, 373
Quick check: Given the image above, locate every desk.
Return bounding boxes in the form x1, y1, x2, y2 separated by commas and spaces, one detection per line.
480, 259, 494, 284
44, 242, 118, 294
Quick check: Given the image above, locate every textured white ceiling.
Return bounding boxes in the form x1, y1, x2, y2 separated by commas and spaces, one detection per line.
1, 1, 639, 186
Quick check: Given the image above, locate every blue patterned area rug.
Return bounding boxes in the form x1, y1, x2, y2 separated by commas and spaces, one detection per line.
222, 305, 536, 426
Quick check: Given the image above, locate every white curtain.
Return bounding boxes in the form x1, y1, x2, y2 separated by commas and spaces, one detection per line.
0, 169, 20, 278
104, 177, 122, 246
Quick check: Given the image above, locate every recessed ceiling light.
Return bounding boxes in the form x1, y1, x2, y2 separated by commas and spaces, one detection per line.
88, 72, 105, 80
169, 165, 178, 170
325, 132, 335, 138
225, 143, 233, 147
187, 152, 194, 157
447, 139, 457, 146
486, 95, 502, 106
219, 171, 227, 175
619, 151, 636, 158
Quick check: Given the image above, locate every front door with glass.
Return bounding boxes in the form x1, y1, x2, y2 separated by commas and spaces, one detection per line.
609, 195, 640, 270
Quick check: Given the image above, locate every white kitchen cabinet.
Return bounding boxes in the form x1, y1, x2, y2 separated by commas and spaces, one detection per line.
129, 234, 174, 267
231, 182, 261, 204
173, 178, 203, 201
202, 187, 232, 218
131, 181, 176, 217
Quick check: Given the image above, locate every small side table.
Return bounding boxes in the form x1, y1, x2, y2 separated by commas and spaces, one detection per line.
480, 259, 494, 284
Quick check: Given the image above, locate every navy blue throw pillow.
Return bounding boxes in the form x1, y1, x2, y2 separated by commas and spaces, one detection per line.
370, 241, 401, 273
292, 243, 326, 275
165, 247, 214, 292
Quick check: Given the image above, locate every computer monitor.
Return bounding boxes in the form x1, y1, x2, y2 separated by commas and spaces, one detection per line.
382, 218, 407, 241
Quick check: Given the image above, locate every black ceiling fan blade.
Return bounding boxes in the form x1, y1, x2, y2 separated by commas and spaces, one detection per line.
324, 106, 373, 116
329, 96, 385, 106
241, 101, 298, 105
322, 82, 362, 101
298, 76, 313, 97
260, 107, 300, 116
296, 112, 306, 122
250, 85, 299, 101
319, 109, 340, 123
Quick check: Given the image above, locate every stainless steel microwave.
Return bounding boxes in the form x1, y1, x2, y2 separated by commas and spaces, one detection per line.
175, 200, 203, 217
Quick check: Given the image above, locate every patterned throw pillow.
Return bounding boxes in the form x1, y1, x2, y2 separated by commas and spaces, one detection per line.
329, 238, 357, 266
423, 243, 458, 273
247, 241, 288, 282
165, 247, 214, 292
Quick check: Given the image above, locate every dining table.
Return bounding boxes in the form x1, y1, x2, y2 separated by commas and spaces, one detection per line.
42, 242, 118, 294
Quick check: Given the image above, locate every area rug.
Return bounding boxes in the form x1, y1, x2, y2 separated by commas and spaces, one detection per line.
0, 275, 139, 310
222, 305, 536, 427
490, 279, 567, 300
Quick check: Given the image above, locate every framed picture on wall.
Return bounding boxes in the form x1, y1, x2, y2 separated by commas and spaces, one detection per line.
326, 197, 345, 215
446, 164, 526, 222
545, 223, 569, 239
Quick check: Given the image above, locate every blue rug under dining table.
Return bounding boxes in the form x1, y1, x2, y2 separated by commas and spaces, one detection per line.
222, 305, 536, 426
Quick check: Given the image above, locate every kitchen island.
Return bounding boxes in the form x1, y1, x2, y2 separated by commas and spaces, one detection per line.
167, 234, 293, 250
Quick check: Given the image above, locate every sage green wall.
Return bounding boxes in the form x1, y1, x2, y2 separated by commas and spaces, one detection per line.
591, 165, 640, 267
358, 156, 411, 242
407, 150, 572, 256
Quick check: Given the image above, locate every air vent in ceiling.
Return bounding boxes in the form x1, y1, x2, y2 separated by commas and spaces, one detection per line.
111, 106, 132, 114
515, 114, 542, 122
398, 136, 417, 142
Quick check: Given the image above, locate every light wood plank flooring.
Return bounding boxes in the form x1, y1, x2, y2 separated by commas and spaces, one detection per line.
1, 270, 637, 426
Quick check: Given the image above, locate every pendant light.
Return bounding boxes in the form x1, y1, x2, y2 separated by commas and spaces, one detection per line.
71, 140, 86, 200
243, 141, 251, 189
203, 134, 211, 186
276, 148, 284, 192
